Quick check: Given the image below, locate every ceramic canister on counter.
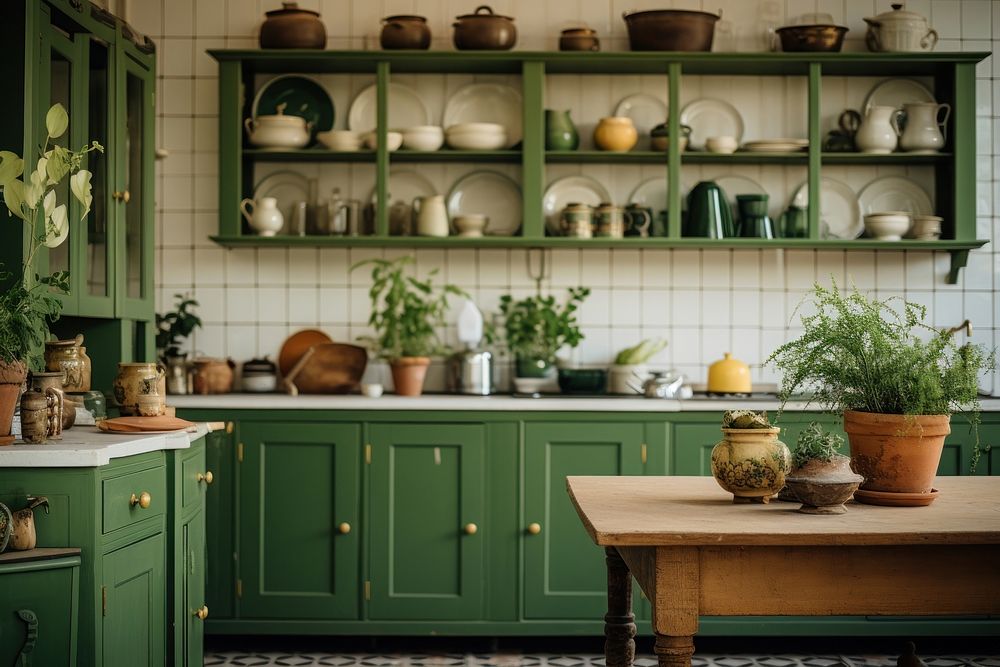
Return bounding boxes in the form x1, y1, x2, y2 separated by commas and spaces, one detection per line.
113, 362, 166, 416
44, 335, 91, 392
30, 372, 70, 432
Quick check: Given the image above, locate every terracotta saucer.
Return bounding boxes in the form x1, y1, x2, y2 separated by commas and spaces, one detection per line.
278, 329, 333, 377
854, 487, 939, 507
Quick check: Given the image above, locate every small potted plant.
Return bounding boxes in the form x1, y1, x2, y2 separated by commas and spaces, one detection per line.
353, 256, 466, 396
783, 422, 863, 515
710, 410, 791, 504
0, 104, 100, 444
156, 293, 202, 360
499, 287, 590, 378
768, 282, 993, 506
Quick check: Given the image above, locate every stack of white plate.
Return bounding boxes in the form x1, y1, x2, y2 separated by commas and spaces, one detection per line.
742, 139, 809, 152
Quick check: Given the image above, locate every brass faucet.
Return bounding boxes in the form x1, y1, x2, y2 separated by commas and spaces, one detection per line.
945, 319, 972, 338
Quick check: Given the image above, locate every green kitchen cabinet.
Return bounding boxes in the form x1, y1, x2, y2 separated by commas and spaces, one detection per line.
101, 533, 166, 666
368, 423, 487, 620
183, 511, 208, 665
205, 422, 237, 619
238, 422, 362, 620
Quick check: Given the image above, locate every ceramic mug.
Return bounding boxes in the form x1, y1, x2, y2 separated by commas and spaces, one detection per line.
560, 203, 593, 238
624, 204, 652, 237
594, 203, 625, 238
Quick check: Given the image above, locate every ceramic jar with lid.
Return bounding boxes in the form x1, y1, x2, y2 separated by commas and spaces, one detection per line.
244, 103, 312, 149
706, 352, 752, 394
259, 1, 327, 49
44, 335, 91, 392
381, 15, 432, 49
559, 27, 600, 51
452, 6, 517, 50
593, 117, 638, 152
113, 362, 166, 416
242, 357, 278, 393
192, 358, 235, 395
864, 3, 938, 52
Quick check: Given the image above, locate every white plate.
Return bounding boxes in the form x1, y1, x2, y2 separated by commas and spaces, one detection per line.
443, 83, 523, 149
446, 170, 522, 236
791, 177, 862, 240
858, 176, 933, 216
628, 177, 669, 213
348, 83, 430, 133
679, 98, 745, 151
253, 170, 310, 234
542, 175, 611, 235
613, 93, 668, 139
863, 78, 936, 114
710, 175, 767, 211
742, 139, 808, 152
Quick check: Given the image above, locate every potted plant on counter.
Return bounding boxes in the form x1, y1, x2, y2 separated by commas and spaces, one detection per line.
782, 422, 863, 515
0, 103, 100, 444
768, 282, 993, 506
353, 256, 466, 396
499, 287, 590, 379
609, 338, 668, 394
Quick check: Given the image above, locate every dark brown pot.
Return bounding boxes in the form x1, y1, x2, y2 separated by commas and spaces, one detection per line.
776, 24, 848, 52
0, 360, 27, 446
783, 454, 864, 514
453, 5, 517, 51
622, 9, 719, 51
381, 15, 431, 50
844, 410, 950, 494
390, 357, 431, 397
259, 1, 326, 49
559, 28, 600, 52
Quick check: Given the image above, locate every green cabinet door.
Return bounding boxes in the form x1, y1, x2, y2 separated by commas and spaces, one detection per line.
368, 423, 486, 620
205, 425, 236, 618
239, 422, 361, 619
523, 422, 644, 620
185, 511, 207, 666
673, 423, 719, 476
102, 533, 166, 667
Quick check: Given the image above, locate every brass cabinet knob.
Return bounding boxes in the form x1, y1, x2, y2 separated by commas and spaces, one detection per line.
338, 522, 351, 534
112, 190, 131, 203
197, 471, 214, 484
194, 605, 209, 620
129, 491, 151, 509
527, 522, 541, 535
463, 523, 478, 535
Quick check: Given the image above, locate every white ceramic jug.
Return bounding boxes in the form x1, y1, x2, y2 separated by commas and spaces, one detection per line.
240, 197, 284, 236
899, 102, 950, 153
855, 105, 903, 154
412, 195, 449, 237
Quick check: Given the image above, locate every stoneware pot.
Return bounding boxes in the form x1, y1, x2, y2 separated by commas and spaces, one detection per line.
844, 410, 949, 500
711, 426, 791, 503
259, 1, 327, 49
191, 358, 235, 395
30, 372, 70, 433
593, 117, 638, 152
45, 334, 91, 392
0, 360, 27, 446
559, 27, 600, 51
453, 6, 517, 51
380, 15, 432, 50
114, 362, 166, 416
783, 454, 864, 515
390, 357, 431, 396
545, 109, 579, 151
864, 3, 938, 52
19, 390, 54, 444
622, 9, 719, 51
244, 105, 312, 149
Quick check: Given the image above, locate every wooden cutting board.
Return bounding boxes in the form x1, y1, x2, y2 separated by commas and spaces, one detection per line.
97, 416, 196, 433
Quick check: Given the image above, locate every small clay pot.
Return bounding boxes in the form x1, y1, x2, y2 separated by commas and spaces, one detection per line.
453, 5, 517, 51
783, 455, 864, 515
559, 27, 600, 51
0, 360, 27, 446
381, 15, 431, 50
844, 410, 949, 494
259, 1, 327, 49
390, 357, 431, 396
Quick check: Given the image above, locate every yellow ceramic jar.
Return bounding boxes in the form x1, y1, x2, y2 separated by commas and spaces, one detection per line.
44, 336, 92, 392
706, 352, 752, 394
711, 427, 791, 503
593, 116, 638, 152
113, 362, 166, 416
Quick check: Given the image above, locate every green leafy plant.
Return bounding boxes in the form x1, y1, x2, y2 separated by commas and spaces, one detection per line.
791, 422, 844, 469
0, 103, 101, 369
614, 338, 667, 365
156, 294, 202, 358
499, 287, 590, 363
353, 256, 467, 359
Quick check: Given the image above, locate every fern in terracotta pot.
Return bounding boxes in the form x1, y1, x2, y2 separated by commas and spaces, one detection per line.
768, 282, 993, 504
353, 256, 466, 396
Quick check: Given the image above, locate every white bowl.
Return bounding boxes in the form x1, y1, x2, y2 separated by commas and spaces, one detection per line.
864, 212, 911, 241
453, 214, 489, 237
317, 130, 363, 151
446, 132, 507, 151
402, 125, 444, 151
706, 136, 738, 154
361, 383, 384, 397
447, 122, 506, 134
909, 214, 943, 240
363, 131, 403, 151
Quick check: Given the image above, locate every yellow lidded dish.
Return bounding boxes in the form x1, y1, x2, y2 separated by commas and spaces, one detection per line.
707, 352, 752, 394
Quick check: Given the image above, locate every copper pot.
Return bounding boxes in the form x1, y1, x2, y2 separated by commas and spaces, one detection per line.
622, 9, 719, 51
381, 15, 431, 50
453, 5, 517, 51
559, 27, 600, 52
776, 24, 848, 52
259, 1, 326, 49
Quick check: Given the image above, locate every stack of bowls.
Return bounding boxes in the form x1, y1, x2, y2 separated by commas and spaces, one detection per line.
445, 122, 507, 150
863, 212, 910, 241
318, 130, 363, 151
363, 131, 403, 151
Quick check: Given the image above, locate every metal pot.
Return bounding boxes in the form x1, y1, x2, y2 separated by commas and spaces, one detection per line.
622, 9, 720, 52
775, 24, 848, 52
259, 1, 327, 49
447, 349, 494, 395
380, 15, 431, 50
453, 6, 517, 51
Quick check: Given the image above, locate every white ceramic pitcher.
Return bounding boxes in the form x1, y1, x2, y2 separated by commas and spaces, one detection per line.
899, 102, 950, 153
412, 195, 449, 237
240, 197, 284, 237
855, 105, 904, 154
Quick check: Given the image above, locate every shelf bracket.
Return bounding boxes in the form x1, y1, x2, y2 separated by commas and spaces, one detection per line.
946, 249, 969, 285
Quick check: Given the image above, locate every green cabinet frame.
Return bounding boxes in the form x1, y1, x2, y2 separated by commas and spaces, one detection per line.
101, 533, 166, 666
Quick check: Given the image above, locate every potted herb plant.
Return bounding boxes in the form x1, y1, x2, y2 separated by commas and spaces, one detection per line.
499, 287, 590, 378
782, 422, 863, 515
768, 282, 993, 505
353, 256, 466, 396
0, 104, 100, 444
156, 293, 202, 359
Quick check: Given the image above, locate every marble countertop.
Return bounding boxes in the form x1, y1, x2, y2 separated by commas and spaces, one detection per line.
0, 423, 210, 467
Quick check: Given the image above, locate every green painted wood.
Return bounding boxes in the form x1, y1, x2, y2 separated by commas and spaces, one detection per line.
239, 422, 361, 620
185, 510, 207, 666
807, 63, 821, 241
0, 554, 81, 666
682, 152, 808, 165
102, 534, 166, 666
204, 425, 236, 619
484, 421, 520, 622
952, 62, 977, 244
218, 61, 242, 237
522, 421, 644, 620
521, 60, 545, 239
375, 62, 389, 237
547, 150, 666, 164
168, 438, 208, 666
101, 465, 167, 534
822, 152, 951, 164
368, 422, 486, 620
667, 63, 681, 238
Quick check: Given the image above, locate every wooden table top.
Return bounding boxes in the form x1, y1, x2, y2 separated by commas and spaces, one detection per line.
567, 476, 1000, 547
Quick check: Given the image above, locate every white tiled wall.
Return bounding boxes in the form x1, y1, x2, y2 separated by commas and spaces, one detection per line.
136, 0, 999, 391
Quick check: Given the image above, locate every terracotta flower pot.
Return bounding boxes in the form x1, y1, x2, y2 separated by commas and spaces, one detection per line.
390, 357, 431, 396
844, 410, 950, 494
0, 360, 28, 445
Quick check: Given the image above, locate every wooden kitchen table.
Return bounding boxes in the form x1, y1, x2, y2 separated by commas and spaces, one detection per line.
567, 476, 1000, 667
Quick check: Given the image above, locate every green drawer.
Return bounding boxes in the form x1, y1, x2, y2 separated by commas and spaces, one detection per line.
102, 467, 166, 534
181, 445, 207, 511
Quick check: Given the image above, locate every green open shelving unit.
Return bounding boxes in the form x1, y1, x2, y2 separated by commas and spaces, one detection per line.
209, 50, 989, 283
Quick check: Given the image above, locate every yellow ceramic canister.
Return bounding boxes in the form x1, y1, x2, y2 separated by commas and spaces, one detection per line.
593, 116, 638, 152
711, 426, 791, 503
113, 362, 166, 416
706, 352, 752, 394
44, 335, 92, 392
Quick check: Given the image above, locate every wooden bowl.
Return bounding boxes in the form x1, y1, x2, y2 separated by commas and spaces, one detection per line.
283, 343, 368, 395
278, 329, 333, 377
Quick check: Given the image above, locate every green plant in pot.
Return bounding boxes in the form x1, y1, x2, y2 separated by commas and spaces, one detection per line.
0, 104, 100, 444
353, 256, 466, 396
782, 422, 863, 515
768, 282, 993, 506
156, 293, 202, 359
499, 287, 590, 378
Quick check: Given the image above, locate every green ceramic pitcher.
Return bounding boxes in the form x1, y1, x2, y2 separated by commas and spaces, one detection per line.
684, 181, 734, 238
545, 109, 579, 151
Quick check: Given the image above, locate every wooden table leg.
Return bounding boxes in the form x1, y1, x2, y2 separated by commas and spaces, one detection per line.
654, 635, 695, 667
604, 547, 637, 667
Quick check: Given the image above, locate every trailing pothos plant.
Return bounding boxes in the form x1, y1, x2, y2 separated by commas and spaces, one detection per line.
156, 294, 202, 358
353, 256, 467, 359
499, 286, 590, 364
0, 103, 101, 369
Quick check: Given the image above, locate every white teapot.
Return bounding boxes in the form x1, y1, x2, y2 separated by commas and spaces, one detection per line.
864, 3, 938, 52
240, 197, 284, 236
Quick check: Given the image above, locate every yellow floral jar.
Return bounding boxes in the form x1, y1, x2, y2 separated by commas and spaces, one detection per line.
711, 423, 791, 504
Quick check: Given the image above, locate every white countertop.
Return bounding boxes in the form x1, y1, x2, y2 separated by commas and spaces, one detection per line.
0, 423, 209, 467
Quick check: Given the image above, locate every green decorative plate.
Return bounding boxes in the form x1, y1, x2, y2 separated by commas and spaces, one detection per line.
252, 75, 334, 145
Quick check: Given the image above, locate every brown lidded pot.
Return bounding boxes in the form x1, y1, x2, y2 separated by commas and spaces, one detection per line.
453, 5, 517, 51
559, 27, 600, 52
259, 1, 327, 49
381, 15, 431, 50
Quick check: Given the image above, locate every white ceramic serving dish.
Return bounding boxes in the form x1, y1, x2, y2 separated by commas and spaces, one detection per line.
244, 112, 311, 149
363, 131, 403, 151
453, 214, 489, 237
864, 212, 911, 241
909, 214, 943, 240
317, 129, 363, 151
445, 123, 507, 150
705, 136, 738, 154
402, 125, 445, 151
